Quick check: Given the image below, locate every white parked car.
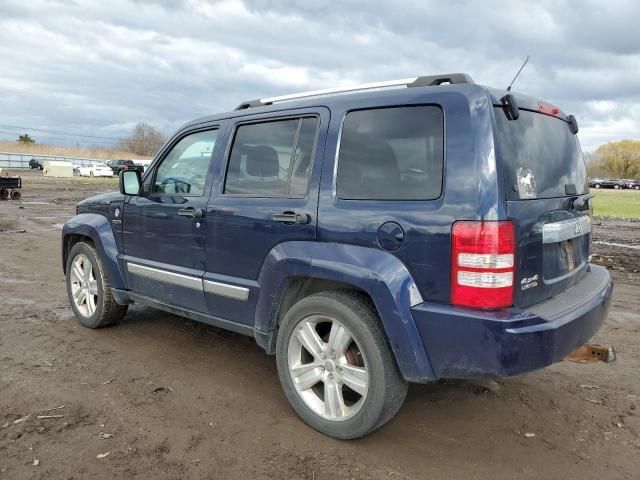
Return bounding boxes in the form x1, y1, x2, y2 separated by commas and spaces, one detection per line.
77, 163, 113, 177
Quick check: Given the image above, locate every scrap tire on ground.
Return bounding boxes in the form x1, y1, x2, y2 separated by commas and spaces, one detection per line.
10, 190, 21, 200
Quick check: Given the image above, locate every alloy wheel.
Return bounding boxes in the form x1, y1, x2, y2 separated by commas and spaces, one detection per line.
287, 314, 369, 421
69, 254, 99, 317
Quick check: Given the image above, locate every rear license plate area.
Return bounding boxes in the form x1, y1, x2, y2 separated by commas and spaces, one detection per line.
543, 237, 587, 281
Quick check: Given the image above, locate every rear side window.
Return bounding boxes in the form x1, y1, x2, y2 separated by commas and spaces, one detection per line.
337, 106, 444, 200
494, 108, 588, 199
224, 117, 319, 197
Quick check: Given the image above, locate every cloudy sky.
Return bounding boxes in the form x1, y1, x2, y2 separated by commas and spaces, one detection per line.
1, 0, 639, 152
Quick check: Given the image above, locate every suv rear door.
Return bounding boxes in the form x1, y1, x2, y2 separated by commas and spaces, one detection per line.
493, 104, 591, 307
203, 108, 329, 325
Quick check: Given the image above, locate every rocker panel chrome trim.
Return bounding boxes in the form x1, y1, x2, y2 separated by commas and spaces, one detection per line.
127, 262, 203, 291
203, 279, 250, 301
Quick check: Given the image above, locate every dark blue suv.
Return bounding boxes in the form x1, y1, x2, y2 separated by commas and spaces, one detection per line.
62, 73, 612, 438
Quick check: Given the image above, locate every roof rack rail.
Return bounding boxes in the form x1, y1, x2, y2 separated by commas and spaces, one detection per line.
234, 73, 474, 110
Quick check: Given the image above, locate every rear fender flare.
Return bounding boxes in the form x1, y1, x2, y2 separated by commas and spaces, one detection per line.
61, 213, 127, 289
255, 241, 435, 382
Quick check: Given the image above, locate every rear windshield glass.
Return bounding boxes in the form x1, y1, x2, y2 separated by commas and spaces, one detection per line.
494, 108, 588, 200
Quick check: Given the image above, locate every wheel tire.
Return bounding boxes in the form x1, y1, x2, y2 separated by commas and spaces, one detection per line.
635, 186, 639, 190
595, 184, 601, 188
276, 291, 408, 439
89, 171, 94, 177
0, 188, 8, 200
65, 241, 127, 328
10, 190, 21, 200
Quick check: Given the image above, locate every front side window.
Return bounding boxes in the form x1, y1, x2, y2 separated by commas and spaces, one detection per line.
224, 117, 319, 197
337, 106, 444, 200
153, 130, 218, 195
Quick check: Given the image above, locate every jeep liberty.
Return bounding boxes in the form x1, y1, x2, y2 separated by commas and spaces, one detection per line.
62, 73, 612, 438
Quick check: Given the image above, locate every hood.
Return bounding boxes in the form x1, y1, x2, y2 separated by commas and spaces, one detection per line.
78, 191, 124, 206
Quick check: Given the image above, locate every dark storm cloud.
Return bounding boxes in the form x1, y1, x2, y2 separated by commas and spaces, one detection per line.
0, 0, 638, 150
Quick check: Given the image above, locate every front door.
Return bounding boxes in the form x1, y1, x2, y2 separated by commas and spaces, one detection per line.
122, 127, 221, 312
204, 109, 328, 325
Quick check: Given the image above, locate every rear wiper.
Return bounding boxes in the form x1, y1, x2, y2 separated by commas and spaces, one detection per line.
570, 193, 594, 212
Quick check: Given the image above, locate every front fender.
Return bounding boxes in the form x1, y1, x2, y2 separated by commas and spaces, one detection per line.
255, 241, 435, 382
61, 213, 127, 289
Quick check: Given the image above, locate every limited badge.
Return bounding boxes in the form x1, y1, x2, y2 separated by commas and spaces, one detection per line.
521, 274, 539, 290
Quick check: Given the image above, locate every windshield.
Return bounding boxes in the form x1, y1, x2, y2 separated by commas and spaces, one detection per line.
494, 108, 588, 200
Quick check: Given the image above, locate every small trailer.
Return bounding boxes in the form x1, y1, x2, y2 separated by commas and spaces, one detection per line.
0, 175, 22, 200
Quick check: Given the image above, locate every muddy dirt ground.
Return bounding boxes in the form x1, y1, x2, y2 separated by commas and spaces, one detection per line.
1, 170, 639, 479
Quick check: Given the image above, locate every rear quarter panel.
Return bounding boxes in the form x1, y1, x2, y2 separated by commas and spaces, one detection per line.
317, 85, 503, 303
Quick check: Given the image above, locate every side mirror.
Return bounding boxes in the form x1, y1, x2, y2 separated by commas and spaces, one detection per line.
119, 170, 142, 195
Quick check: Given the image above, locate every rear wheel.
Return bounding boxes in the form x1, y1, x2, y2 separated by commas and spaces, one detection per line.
66, 241, 127, 328
276, 291, 407, 439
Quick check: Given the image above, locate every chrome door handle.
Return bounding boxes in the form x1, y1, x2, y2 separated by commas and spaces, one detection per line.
272, 212, 311, 224
177, 207, 203, 218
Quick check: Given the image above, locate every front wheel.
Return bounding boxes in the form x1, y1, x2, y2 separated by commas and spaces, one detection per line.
276, 291, 408, 439
66, 241, 127, 328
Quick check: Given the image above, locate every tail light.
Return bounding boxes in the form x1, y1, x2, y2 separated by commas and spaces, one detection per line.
451, 221, 515, 309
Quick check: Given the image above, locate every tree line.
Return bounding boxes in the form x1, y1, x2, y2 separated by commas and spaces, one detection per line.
15, 122, 167, 157
587, 140, 640, 179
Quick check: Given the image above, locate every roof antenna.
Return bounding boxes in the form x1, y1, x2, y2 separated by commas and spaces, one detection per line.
506, 55, 529, 92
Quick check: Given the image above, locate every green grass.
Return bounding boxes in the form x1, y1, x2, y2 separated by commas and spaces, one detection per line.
590, 189, 640, 219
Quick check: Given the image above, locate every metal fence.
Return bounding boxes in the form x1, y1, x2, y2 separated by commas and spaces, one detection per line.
0, 151, 108, 169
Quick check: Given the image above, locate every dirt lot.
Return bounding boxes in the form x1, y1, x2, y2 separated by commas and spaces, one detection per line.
1, 170, 639, 479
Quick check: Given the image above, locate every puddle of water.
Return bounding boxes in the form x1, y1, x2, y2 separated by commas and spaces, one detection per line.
0, 277, 34, 284
594, 241, 640, 250
610, 310, 640, 322
34, 215, 73, 220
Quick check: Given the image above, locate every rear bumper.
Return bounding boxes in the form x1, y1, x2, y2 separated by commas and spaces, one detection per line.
410, 264, 613, 379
